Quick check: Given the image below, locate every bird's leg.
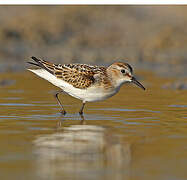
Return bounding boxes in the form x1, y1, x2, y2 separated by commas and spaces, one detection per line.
79, 102, 86, 115
54, 91, 66, 115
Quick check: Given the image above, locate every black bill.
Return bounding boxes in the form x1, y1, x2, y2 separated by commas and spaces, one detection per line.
131, 77, 145, 90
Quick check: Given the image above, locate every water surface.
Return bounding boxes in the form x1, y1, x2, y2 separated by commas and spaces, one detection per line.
0, 71, 187, 180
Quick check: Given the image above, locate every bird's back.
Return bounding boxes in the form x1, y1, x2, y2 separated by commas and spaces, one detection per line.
28, 56, 107, 89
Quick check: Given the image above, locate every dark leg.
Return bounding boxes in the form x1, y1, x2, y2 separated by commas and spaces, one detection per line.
79, 102, 86, 115
54, 91, 66, 115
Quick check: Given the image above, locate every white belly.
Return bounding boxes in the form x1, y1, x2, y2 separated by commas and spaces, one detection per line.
28, 69, 117, 102
67, 85, 117, 102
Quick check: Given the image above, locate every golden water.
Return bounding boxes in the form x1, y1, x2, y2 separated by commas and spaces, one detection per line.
0, 71, 187, 180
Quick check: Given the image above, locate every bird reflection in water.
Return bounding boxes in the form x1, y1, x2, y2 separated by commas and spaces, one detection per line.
33, 121, 131, 180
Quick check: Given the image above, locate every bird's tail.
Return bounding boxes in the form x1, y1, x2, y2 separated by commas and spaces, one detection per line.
27, 56, 55, 74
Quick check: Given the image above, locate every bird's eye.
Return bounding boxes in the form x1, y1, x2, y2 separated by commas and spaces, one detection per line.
121, 69, 126, 74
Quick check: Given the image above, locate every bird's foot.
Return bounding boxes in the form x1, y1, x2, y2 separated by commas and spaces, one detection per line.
79, 111, 83, 115
60, 110, 66, 115
79, 113, 86, 124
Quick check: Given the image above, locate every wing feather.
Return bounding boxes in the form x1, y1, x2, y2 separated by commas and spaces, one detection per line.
28, 56, 106, 89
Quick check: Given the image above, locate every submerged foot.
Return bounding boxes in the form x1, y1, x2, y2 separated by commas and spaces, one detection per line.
80, 114, 86, 125
79, 111, 83, 115
61, 110, 67, 115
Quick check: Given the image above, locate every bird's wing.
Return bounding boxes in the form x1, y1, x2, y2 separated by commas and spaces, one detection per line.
28, 56, 106, 89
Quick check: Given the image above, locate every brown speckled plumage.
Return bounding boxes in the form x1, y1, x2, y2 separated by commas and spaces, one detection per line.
28, 56, 110, 89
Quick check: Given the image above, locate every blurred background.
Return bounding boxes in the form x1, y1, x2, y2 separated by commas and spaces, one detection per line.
1, 6, 187, 180
0, 5, 187, 78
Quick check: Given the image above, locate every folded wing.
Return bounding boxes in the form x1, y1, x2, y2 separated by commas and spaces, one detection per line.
28, 56, 105, 89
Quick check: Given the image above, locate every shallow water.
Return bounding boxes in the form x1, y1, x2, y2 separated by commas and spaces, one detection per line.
0, 71, 187, 180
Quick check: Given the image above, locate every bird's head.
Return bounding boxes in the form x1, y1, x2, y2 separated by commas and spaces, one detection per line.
107, 62, 145, 90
